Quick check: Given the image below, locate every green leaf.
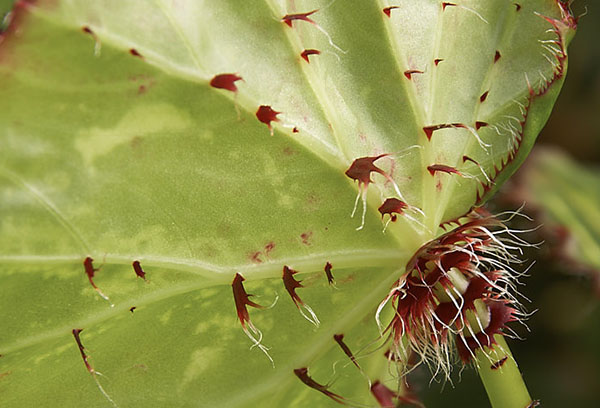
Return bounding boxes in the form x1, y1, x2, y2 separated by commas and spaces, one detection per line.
0, 1, 575, 406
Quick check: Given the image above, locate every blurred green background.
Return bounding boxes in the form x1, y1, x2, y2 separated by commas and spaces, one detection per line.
1, 1, 598, 407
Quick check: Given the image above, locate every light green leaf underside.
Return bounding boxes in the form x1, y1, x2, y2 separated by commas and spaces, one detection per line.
0, 0, 572, 406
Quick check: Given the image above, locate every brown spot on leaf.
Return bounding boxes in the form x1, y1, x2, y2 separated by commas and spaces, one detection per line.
300, 231, 313, 245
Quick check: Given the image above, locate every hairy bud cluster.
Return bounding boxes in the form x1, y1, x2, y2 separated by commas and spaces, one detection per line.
377, 209, 533, 379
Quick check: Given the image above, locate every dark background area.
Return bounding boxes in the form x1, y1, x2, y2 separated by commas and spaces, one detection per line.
1, 1, 598, 407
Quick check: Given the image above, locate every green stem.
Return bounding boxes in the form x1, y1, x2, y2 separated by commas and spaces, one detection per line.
475, 335, 532, 408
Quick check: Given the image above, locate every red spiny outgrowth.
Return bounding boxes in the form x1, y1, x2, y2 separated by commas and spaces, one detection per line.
514, 3, 522, 12
490, 356, 508, 370
324, 262, 335, 285
256, 105, 280, 135
281, 9, 318, 27
427, 164, 464, 177
383, 6, 400, 17
293, 367, 347, 405
283, 266, 320, 326
301, 49, 321, 63
480, 90, 489, 102
423, 122, 489, 150
333, 334, 360, 370
371, 381, 425, 408
129, 306, 136, 313
210, 73, 243, 92
132, 260, 146, 281
494, 50, 501, 63
378, 197, 427, 232
378, 198, 407, 222
378, 210, 531, 378
345, 154, 407, 230
345, 154, 389, 186
82, 26, 93, 35
232, 273, 265, 329
72, 329, 93, 374
231, 273, 274, 364
442, 2, 456, 11
434, 58, 444, 66
475, 121, 488, 130
129, 48, 143, 58
83, 257, 112, 305
422, 123, 465, 140
404, 69, 424, 80
72, 329, 117, 406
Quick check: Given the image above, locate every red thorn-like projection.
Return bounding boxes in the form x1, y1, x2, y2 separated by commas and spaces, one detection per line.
324, 262, 335, 285
333, 334, 360, 370
129, 306, 136, 313
404, 69, 424, 80
479, 90, 489, 102
132, 260, 146, 281
423, 123, 466, 140
72, 329, 117, 406
442, 2, 457, 11
283, 266, 320, 326
83, 257, 112, 305
494, 50, 501, 63
427, 164, 464, 177
256, 105, 280, 135
371, 381, 425, 408
434, 58, 444, 66
281, 8, 345, 53
378, 198, 426, 232
345, 154, 407, 230
514, 3, 522, 12
210, 73, 243, 92
475, 121, 488, 130
232, 273, 274, 365
129, 48, 143, 58
383, 6, 400, 17
301, 49, 321, 63
378, 198, 408, 222
423, 122, 489, 150
293, 367, 347, 405
281, 9, 318, 27
490, 356, 508, 370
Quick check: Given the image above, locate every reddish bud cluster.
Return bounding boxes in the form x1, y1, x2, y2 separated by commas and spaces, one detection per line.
378, 210, 529, 377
